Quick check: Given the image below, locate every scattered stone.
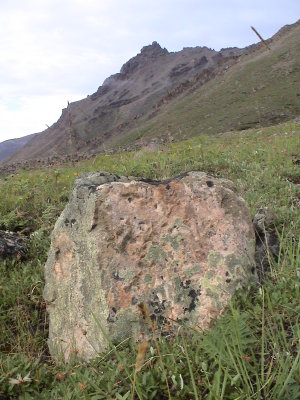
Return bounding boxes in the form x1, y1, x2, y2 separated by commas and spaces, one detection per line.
44, 171, 256, 361
253, 208, 279, 280
0, 230, 27, 259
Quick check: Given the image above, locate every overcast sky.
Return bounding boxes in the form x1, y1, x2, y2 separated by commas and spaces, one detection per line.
0, 0, 299, 142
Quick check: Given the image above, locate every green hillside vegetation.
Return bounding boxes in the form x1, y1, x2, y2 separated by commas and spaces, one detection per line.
0, 121, 299, 399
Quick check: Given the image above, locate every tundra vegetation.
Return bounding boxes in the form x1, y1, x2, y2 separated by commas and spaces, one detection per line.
0, 121, 299, 399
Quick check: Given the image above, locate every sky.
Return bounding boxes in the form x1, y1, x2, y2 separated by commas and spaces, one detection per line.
0, 0, 299, 142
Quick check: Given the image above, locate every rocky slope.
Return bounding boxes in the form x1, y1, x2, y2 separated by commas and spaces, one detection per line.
0, 134, 35, 163
130, 19, 300, 143
2, 19, 300, 166
5, 43, 240, 163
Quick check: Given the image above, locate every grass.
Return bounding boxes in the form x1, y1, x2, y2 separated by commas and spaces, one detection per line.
0, 121, 299, 399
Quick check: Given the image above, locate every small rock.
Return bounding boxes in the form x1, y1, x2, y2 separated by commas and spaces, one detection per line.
253, 208, 279, 280
0, 230, 27, 259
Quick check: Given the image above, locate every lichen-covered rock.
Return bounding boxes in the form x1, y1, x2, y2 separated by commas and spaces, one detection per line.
44, 171, 256, 361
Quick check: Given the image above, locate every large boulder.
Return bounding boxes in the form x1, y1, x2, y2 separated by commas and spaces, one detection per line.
44, 171, 256, 361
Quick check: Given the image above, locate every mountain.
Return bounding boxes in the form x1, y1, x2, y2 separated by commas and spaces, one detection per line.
129, 20, 300, 143
0, 134, 35, 163
5, 42, 241, 163
3, 20, 300, 166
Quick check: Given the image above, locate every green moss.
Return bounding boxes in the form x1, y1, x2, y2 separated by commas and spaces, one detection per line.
207, 251, 223, 268
185, 263, 202, 277
110, 308, 139, 344
161, 233, 182, 251
144, 274, 153, 283
118, 268, 135, 282
145, 244, 168, 266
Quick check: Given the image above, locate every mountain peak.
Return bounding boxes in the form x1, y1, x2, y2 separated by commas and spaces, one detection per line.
140, 41, 168, 56
119, 41, 168, 76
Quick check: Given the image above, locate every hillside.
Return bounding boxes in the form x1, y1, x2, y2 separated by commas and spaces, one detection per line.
112, 19, 300, 146
0, 134, 35, 163
5, 43, 240, 163
3, 20, 300, 166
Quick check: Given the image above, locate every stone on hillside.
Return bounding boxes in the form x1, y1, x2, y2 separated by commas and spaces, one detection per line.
253, 207, 279, 281
44, 171, 256, 361
0, 230, 27, 259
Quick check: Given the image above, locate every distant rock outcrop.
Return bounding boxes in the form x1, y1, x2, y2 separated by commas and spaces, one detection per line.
44, 171, 256, 361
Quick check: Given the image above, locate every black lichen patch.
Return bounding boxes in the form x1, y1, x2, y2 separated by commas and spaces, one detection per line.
180, 280, 191, 289
206, 180, 214, 187
225, 271, 231, 283
150, 314, 168, 325
131, 297, 138, 305
107, 307, 118, 323
64, 218, 77, 228
149, 294, 167, 315
184, 287, 201, 313
90, 223, 97, 231
88, 185, 98, 194
112, 271, 122, 281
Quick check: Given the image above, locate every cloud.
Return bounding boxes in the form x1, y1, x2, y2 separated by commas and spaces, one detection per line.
0, 0, 299, 141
